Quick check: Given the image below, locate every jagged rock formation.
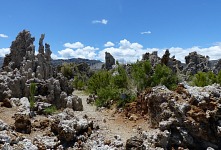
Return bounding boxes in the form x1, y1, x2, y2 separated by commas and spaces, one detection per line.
183, 51, 211, 75
213, 59, 221, 74
0, 30, 77, 110
104, 52, 115, 70
142, 51, 161, 67
142, 50, 183, 73
133, 84, 221, 149
161, 49, 183, 73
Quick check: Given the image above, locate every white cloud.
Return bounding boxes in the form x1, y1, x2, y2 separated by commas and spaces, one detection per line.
58, 43, 99, 60
92, 19, 108, 25
141, 31, 151, 35
0, 48, 10, 57
55, 39, 221, 63
0, 34, 8, 38
104, 41, 115, 47
64, 42, 84, 49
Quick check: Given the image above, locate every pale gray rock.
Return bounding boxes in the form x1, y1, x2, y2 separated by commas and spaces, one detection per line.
33, 135, 60, 149
0, 120, 8, 131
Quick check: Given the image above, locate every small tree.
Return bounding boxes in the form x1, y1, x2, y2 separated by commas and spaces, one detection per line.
61, 63, 73, 79
192, 71, 217, 87
151, 64, 178, 90
88, 70, 111, 94
131, 60, 151, 91
111, 64, 128, 89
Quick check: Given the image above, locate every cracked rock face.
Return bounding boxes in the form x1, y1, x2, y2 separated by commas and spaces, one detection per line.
183, 51, 211, 75
0, 30, 77, 110
135, 84, 221, 149
51, 108, 93, 142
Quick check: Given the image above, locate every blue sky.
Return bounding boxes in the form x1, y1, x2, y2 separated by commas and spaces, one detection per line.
1, 0, 221, 62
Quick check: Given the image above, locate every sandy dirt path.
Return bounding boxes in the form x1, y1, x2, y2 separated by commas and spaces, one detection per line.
73, 90, 150, 145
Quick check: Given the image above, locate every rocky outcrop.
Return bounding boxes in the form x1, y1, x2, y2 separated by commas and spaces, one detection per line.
134, 84, 221, 149
104, 52, 115, 70
161, 49, 183, 73
51, 108, 93, 142
142, 50, 183, 73
142, 51, 160, 67
213, 59, 221, 74
0, 30, 75, 110
183, 51, 211, 75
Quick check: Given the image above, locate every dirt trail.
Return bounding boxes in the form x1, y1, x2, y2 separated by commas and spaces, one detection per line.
73, 90, 150, 144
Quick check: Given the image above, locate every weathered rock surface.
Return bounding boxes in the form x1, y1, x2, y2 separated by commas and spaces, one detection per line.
134, 84, 221, 149
0, 30, 75, 110
14, 114, 31, 134
183, 51, 211, 75
142, 51, 161, 67
51, 108, 93, 143
142, 50, 183, 73
126, 136, 145, 150
104, 52, 115, 70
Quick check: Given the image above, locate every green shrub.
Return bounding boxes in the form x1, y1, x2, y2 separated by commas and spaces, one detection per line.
95, 86, 119, 107
43, 105, 57, 115
88, 70, 111, 94
61, 63, 73, 79
151, 64, 178, 90
131, 60, 151, 91
73, 76, 85, 90
29, 83, 36, 109
117, 90, 136, 108
192, 71, 217, 87
216, 71, 221, 85
111, 65, 129, 89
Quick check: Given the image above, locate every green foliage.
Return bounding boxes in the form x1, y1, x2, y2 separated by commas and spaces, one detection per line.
43, 105, 57, 115
61, 63, 73, 79
95, 86, 119, 107
131, 60, 151, 91
117, 91, 136, 108
217, 71, 221, 85
88, 70, 111, 94
111, 65, 128, 89
73, 76, 85, 90
151, 64, 178, 90
192, 71, 217, 87
29, 83, 36, 109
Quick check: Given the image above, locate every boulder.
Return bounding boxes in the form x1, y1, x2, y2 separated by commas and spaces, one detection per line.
14, 114, 31, 134
126, 136, 145, 150
64, 95, 83, 111
51, 108, 93, 143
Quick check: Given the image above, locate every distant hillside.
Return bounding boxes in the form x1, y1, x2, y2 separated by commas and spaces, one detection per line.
0, 57, 102, 68
51, 58, 102, 67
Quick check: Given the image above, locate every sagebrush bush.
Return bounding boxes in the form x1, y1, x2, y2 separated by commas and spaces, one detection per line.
87, 70, 111, 94
151, 64, 178, 90
61, 63, 73, 79
111, 65, 129, 89
73, 76, 85, 90
131, 60, 151, 91
191, 71, 217, 87
95, 86, 119, 107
